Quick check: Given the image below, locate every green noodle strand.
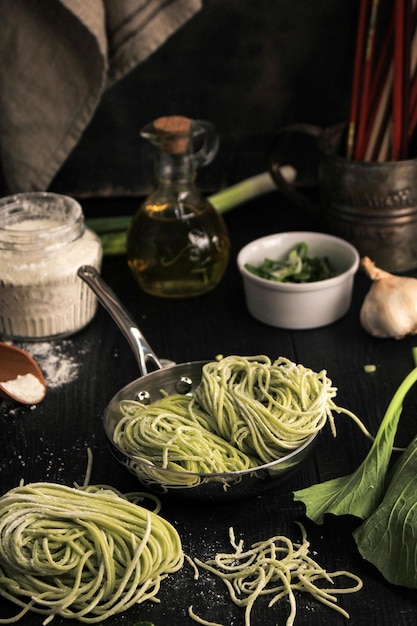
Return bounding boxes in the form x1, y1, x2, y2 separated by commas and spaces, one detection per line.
113, 356, 372, 475
115, 394, 257, 473
189, 523, 363, 626
0, 482, 183, 624
192, 355, 371, 463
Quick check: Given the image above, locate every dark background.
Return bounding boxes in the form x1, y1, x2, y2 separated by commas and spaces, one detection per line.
0, 1, 376, 201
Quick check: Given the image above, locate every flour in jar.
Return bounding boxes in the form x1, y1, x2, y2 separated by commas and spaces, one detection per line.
0, 193, 102, 340
4, 218, 61, 231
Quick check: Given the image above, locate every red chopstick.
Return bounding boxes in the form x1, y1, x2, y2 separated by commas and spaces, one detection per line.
410, 60, 417, 139
353, 0, 381, 161
366, 63, 393, 160
347, 0, 371, 159
407, 5, 417, 141
348, 0, 417, 160
392, 0, 412, 160
362, 8, 394, 159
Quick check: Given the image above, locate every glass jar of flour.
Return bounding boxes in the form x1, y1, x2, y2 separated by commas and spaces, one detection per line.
0, 192, 102, 340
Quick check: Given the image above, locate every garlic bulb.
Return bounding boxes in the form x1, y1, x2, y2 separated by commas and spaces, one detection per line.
360, 257, 417, 339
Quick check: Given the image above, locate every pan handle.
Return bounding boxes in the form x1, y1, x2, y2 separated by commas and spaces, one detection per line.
78, 265, 162, 377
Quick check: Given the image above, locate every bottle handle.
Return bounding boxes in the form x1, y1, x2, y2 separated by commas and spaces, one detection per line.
191, 120, 220, 169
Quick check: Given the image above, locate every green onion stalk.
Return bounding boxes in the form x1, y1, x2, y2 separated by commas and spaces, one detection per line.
85, 169, 295, 256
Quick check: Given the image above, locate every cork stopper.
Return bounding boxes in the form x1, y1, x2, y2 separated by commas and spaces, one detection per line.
153, 116, 192, 154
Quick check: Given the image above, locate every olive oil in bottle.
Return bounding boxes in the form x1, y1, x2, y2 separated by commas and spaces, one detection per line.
127, 116, 230, 298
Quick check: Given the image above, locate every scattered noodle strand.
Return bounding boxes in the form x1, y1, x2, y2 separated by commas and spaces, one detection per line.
189, 523, 363, 626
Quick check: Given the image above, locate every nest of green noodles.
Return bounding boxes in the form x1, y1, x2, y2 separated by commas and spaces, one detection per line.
113, 355, 366, 475
0, 483, 183, 624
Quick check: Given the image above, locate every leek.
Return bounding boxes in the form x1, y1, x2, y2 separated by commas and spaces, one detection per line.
208, 168, 295, 213
86, 168, 296, 256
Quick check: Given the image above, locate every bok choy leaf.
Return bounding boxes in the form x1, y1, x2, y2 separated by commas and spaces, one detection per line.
293, 366, 417, 523
294, 362, 417, 588
353, 433, 417, 588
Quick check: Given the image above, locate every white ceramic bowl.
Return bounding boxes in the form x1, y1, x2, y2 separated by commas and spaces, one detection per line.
237, 231, 360, 329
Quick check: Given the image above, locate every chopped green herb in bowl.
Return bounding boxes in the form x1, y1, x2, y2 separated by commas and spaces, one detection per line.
237, 231, 360, 329
245, 242, 336, 283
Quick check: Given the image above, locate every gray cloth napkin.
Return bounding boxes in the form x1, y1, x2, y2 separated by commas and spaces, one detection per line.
0, 0, 202, 193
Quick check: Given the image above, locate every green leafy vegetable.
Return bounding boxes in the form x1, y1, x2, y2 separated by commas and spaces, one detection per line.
86, 215, 132, 233
353, 434, 417, 588
86, 216, 131, 256
207, 170, 278, 213
294, 363, 417, 588
245, 242, 335, 283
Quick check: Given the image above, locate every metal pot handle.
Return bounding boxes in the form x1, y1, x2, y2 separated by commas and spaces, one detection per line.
267, 123, 322, 218
78, 265, 162, 377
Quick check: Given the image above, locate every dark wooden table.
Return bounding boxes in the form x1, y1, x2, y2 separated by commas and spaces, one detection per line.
1, 191, 417, 625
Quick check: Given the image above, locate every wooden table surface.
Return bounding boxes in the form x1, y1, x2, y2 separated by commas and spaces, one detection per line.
1, 191, 417, 625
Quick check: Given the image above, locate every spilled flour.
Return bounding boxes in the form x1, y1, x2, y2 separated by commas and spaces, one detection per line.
18, 340, 86, 389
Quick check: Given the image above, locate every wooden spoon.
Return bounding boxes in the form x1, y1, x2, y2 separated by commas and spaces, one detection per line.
0, 342, 46, 404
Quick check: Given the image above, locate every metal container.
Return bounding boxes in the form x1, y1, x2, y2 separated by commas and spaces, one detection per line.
269, 122, 417, 272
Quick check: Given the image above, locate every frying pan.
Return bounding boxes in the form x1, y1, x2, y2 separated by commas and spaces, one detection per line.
78, 265, 317, 501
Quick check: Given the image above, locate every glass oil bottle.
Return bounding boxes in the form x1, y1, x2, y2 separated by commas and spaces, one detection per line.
126, 116, 230, 297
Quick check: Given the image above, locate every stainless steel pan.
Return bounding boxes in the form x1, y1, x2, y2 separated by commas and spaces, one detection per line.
78, 265, 317, 501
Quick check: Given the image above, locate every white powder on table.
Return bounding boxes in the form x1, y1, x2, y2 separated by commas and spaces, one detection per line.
0, 373, 45, 404
19, 341, 85, 389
